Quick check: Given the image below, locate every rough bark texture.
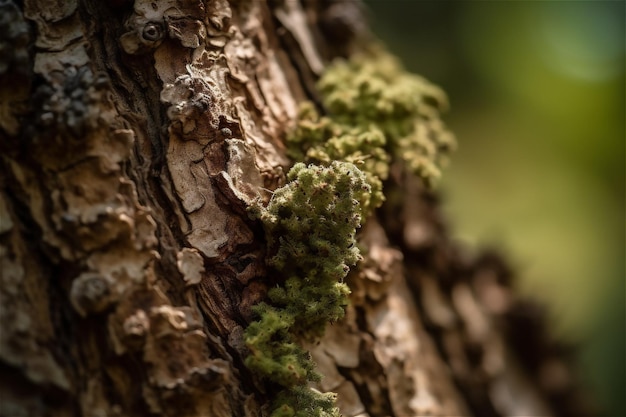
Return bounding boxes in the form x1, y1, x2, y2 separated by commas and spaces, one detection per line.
0, 1, 594, 416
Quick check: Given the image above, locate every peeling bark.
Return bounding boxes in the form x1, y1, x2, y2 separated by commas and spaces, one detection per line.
0, 1, 595, 416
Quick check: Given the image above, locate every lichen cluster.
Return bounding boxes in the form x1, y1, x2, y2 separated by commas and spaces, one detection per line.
246, 162, 369, 416
0, 0, 31, 77
245, 46, 455, 416
30, 66, 110, 140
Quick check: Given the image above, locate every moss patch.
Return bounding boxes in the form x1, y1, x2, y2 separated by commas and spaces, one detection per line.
246, 162, 368, 416
289, 45, 456, 202
244, 46, 455, 416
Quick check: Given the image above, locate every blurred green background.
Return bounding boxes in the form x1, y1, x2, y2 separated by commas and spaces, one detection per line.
365, 1, 624, 415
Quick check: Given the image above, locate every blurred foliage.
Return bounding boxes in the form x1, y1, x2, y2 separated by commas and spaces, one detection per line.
365, 1, 624, 415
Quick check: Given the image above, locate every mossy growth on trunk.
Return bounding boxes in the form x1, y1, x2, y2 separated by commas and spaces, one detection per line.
246, 162, 368, 417
244, 46, 455, 416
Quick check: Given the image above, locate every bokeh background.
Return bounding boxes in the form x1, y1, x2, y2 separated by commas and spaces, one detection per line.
364, 1, 624, 415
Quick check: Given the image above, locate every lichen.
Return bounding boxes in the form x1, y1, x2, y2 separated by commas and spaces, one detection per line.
0, 0, 31, 77
30, 66, 110, 141
246, 162, 368, 416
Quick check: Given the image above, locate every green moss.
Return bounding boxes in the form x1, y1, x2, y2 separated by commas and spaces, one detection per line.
246, 162, 368, 416
244, 305, 317, 387
245, 45, 455, 416
288, 103, 388, 217
288, 45, 456, 194
271, 386, 339, 417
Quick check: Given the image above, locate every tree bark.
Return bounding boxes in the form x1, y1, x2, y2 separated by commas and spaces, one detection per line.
0, 0, 594, 416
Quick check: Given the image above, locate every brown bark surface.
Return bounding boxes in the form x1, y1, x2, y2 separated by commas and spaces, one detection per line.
0, 1, 594, 416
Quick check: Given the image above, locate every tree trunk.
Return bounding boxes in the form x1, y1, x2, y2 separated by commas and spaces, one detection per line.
0, 1, 594, 416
